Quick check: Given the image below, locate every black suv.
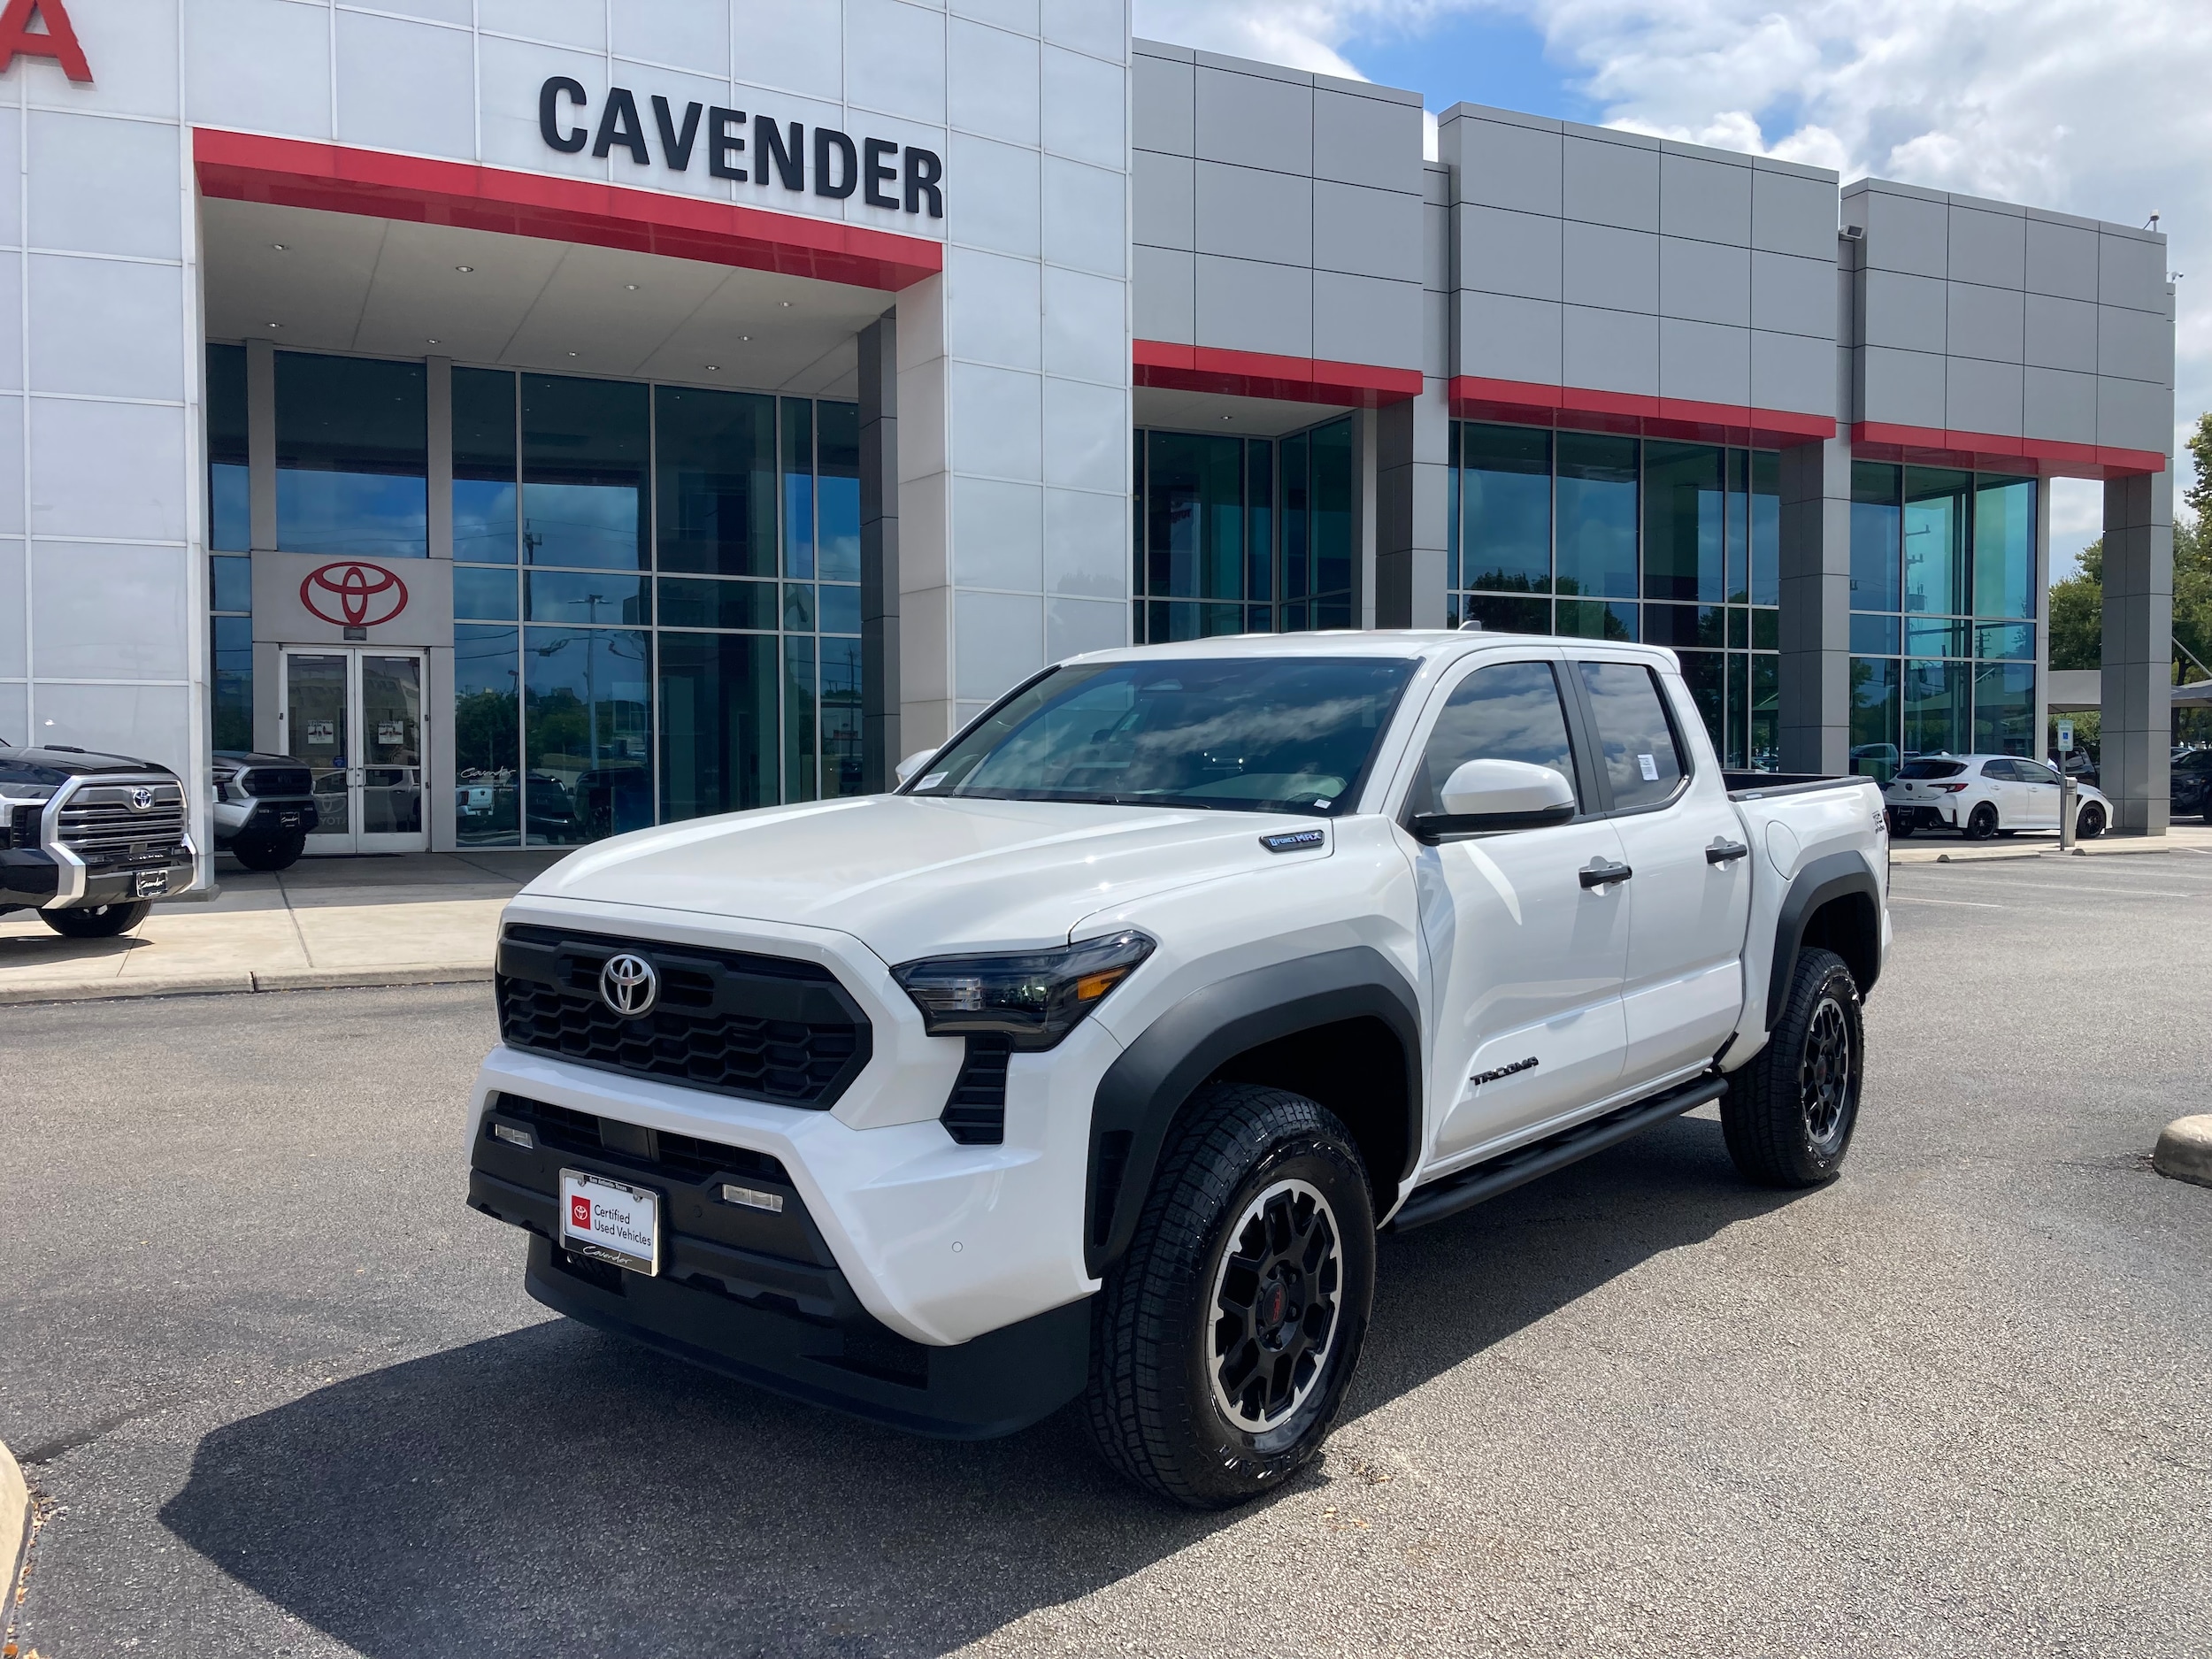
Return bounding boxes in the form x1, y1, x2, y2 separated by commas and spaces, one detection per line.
1, 741, 196, 936
2174, 749, 2212, 821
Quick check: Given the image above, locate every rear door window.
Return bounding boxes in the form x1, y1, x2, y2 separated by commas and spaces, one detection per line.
1575, 662, 1686, 810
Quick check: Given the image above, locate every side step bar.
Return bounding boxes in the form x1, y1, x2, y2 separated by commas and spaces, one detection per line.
1386, 1072, 1729, 1233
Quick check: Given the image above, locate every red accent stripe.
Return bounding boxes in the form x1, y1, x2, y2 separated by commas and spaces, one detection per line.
1448, 376, 1835, 449
1850, 420, 2164, 480
1134, 341, 1421, 408
192, 129, 943, 293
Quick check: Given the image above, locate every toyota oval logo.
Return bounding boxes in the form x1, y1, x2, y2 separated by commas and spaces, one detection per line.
128, 787, 154, 810
299, 561, 409, 628
598, 953, 658, 1018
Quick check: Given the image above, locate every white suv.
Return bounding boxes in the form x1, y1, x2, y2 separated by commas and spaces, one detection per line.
1884, 754, 2109, 841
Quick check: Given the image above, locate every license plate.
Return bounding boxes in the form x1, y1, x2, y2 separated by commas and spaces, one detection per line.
134, 870, 169, 897
559, 1169, 660, 1275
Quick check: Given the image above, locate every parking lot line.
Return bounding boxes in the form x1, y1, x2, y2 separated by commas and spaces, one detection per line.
1888, 895, 2007, 909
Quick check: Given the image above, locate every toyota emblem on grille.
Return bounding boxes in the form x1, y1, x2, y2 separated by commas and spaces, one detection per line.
129, 787, 154, 810
598, 953, 658, 1018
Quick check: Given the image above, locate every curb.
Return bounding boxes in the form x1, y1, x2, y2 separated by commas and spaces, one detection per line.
0, 964, 492, 1007
2, 1436, 27, 1649
2154, 1116, 2212, 1188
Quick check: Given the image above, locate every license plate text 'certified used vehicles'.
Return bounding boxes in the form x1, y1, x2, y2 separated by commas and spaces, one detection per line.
559, 1170, 660, 1276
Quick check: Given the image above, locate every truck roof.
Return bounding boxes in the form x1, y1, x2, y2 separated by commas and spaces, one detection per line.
1063, 629, 1679, 668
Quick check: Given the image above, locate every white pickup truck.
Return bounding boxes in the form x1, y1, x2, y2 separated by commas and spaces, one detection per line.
466, 632, 1889, 1507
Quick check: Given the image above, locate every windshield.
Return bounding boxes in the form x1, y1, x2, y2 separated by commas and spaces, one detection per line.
1897, 759, 1966, 780
909, 656, 1417, 816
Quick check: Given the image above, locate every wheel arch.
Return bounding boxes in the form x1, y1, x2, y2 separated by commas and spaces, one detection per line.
1085, 947, 1421, 1278
1766, 852, 1883, 1030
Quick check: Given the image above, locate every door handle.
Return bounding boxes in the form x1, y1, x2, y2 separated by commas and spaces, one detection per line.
1706, 839, 1750, 864
1579, 859, 1633, 888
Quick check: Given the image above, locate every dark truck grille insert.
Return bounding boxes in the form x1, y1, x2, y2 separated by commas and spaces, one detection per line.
495, 926, 872, 1108
240, 765, 312, 796
941, 1034, 1011, 1146
490, 1092, 791, 1186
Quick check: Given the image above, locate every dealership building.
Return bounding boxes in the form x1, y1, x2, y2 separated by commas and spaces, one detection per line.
0, 0, 2179, 877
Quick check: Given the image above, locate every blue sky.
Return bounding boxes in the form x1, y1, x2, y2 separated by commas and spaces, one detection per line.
1329, 10, 1589, 121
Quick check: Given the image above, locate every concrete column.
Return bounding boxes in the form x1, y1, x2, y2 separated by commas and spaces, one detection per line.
894, 274, 953, 754
858, 311, 902, 789
2101, 468, 2173, 833
246, 339, 276, 552
2033, 476, 2052, 758
1375, 381, 1450, 629
1778, 434, 1852, 774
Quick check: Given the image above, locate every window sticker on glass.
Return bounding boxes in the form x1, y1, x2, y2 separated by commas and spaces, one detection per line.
917, 772, 948, 791
1638, 753, 1659, 781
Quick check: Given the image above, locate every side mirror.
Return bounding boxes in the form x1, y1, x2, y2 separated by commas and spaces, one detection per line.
895, 750, 936, 787
1412, 758, 1576, 842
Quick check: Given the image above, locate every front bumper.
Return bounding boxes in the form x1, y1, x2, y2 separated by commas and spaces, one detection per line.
1, 843, 195, 909
213, 799, 319, 844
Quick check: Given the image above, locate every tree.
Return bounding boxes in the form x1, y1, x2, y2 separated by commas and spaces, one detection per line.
2046, 411, 2212, 680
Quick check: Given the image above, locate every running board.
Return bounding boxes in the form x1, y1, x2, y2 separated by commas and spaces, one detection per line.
1386, 1073, 1729, 1233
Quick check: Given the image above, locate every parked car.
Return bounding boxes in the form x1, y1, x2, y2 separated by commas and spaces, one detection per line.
211, 750, 319, 870
1885, 754, 2109, 840
466, 634, 1891, 1508
2171, 748, 2212, 822
0, 738, 196, 936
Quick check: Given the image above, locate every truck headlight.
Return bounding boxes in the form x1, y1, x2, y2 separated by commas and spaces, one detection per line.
892, 930, 1156, 1050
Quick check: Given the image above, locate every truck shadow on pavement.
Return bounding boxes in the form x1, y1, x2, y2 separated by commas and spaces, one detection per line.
158, 1113, 1798, 1659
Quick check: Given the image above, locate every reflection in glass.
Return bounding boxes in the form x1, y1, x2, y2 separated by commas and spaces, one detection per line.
1147, 432, 1244, 601
1902, 658, 1969, 757
1851, 613, 1900, 656
1556, 597, 1637, 641
1750, 451, 1780, 606
454, 624, 520, 846
656, 386, 775, 577
524, 626, 651, 844
1724, 449, 1749, 603
1555, 434, 1638, 600
1246, 442, 1274, 602
211, 555, 252, 614
1849, 462, 1901, 612
1280, 434, 1309, 603
783, 396, 816, 579
1903, 467, 1971, 615
817, 401, 861, 583
657, 631, 777, 821
821, 635, 864, 798
285, 652, 350, 835
275, 353, 428, 558
212, 615, 253, 751
1973, 663, 2035, 755
785, 634, 818, 803
526, 571, 650, 626
1679, 650, 1724, 758
1849, 656, 1900, 780
453, 368, 518, 564
1459, 424, 1551, 593
359, 654, 424, 834
656, 576, 775, 631
1977, 621, 2034, 661
1975, 476, 2035, 619
1309, 418, 1354, 625
818, 583, 862, 635
783, 582, 816, 633
1749, 654, 1778, 769
1463, 594, 1549, 634
1643, 442, 1724, 603
454, 565, 518, 622
522, 375, 647, 571
1904, 616, 1967, 658
207, 344, 250, 553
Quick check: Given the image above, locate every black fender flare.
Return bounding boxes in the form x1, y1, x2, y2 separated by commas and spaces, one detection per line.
1083, 946, 1422, 1278
1766, 850, 1883, 1029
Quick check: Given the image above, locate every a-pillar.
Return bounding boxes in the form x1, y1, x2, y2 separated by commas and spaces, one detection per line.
1777, 435, 1853, 774
2101, 468, 2172, 833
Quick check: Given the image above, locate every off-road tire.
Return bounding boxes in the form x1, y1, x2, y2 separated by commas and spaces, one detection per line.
1086, 1083, 1376, 1509
230, 827, 307, 871
2077, 803, 2106, 840
40, 900, 152, 939
1965, 802, 2000, 840
1721, 947, 1863, 1187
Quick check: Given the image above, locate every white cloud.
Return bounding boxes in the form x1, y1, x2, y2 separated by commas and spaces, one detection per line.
1138, 0, 2212, 560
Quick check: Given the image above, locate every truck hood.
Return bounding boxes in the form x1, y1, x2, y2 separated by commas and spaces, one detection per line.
521, 794, 1325, 964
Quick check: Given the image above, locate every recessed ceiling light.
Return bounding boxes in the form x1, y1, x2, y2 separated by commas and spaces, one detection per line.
625, 283, 639, 291
1220, 415, 1233, 422
567, 350, 577, 357
427, 338, 440, 345
705, 364, 720, 372
455, 265, 474, 273
739, 334, 750, 342
270, 242, 288, 251
266, 321, 280, 329
780, 301, 791, 308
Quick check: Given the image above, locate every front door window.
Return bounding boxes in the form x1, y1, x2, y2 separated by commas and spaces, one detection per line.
282, 648, 427, 855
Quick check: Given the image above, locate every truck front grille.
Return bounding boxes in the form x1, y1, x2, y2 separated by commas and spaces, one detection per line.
495, 926, 872, 1108
240, 765, 312, 796
58, 780, 188, 864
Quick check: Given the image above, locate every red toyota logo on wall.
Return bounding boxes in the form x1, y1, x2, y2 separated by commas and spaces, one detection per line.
300, 561, 409, 628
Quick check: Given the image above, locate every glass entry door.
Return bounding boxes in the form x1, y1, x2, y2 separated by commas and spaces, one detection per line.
280, 648, 427, 854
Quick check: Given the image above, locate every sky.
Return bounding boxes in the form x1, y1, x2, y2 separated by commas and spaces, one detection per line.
1133, 0, 2212, 580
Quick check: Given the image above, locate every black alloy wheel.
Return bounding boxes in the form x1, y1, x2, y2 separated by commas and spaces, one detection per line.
1720, 946, 1864, 1187
1209, 1179, 1343, 1432
1966, 802, 2000, 840
1799, 993, 1855, 1157
39, 900, 152, 939
231, 827, 307, 872
2077, 803, 2107, 840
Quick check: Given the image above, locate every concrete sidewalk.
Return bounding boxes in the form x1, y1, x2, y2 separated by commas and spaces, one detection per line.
0, 849, 565, 1004
1887, 820, 2212, 864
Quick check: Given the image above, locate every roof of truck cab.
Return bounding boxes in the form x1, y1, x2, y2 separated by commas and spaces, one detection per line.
1062, 630, 1677, 666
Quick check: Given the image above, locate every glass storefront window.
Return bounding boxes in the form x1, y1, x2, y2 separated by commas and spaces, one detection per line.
817, 401, 861, 584
1749, 451, 1780, 606
454, 624, 520, 845
656, 575, 776, 631
1463, 594, 1550, 634
1643, 441, 1724, 603
523, 626, 651, 844
1973, 662, 2036, 755
1146, 431, 1245, 603
657, 631, 777, 822
821, 634, 864, 798
522, 374, 647, 571
207, 344, 250, 554
454, 565, 518, 622
1850, 656, 1900, 780
1310, 419, 1354, 623
784, 634, 818, 803
1555, 433, 1638, 601
1557, 597, 1637, 641
453, 367, 518, 563
526, 570, 650, 626
1903, 467, 1971, 615
1902, 658, 1970, 757
656, 386, 776, 577
1849, 461, 1901, 612
1975, 476, 2035, 619
211, 614, 252, 750
1458, 424, 1551, 593
781, 396, 816, 580
275, 352, 427, 558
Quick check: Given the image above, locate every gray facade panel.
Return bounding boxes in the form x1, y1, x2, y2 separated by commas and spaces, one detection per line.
2098, 233, 2167, 313
1314, 270, 1421, 371
1861, 344, 1947, 427
1753, 167, 1837, 259
1133, 50, 1194, 156
2024, 218, 2099, 301
1659, 235, 1749, 326
1750, 250, 1834, 339
2024, 292, 2097, 373
1659, 317, 1750, 407
1461, 204, 1561, 301
1562, 220, 1657, 313
1453, 116, 1562, 215
1563, 303, 1658, 396
1947, 206, 2025, 290
1945, 280, 2025, 365
1133, 242, 1194, 342
1750, 328, 1835, 418
1194, 251, 1311, 357
1314, 86, 1421, 193
1194, 159, 1311, 266
1563, 133, 1659, 232
1459, 290, 1561, 384
1659, 151, 1750, 246
1313, 180, 1420, 283
1133, 149, 1193, 250
2098, 373, 2171, 454
2023, 365, 2098, 446
1194, 64, 1311, 175
1856, 188, 1947, 278
1862, 268, 1947, 354
1946, 356, 2024, 437
2097, 303, 2170, 385
1422, 192, 1448, 293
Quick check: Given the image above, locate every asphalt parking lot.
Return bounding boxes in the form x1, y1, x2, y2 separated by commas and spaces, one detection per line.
5, 848, 2210, 1657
